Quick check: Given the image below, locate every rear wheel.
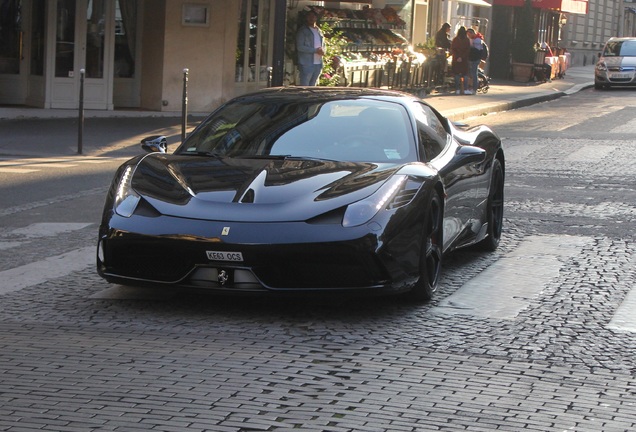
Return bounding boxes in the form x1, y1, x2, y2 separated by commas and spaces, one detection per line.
409, 193, 443, 302
478, 158, 504, 251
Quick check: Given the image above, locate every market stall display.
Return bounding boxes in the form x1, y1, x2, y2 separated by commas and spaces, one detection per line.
290, 5, 417, 87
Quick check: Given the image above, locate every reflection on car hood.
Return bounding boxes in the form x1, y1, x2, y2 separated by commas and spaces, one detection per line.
601, 56, 636, 68
131, 154, 400, 222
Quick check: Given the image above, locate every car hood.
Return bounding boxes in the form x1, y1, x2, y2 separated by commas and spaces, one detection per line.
600, 56, 636, 68
130, 154, 401, 222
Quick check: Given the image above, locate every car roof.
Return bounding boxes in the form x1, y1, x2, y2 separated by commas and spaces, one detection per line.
606, 37, 636, 42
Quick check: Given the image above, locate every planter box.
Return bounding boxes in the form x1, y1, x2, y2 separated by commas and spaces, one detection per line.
511, 62, 533, 83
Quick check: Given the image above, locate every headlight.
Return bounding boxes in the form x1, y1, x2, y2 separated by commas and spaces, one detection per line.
596, 62, 607, 72
343, 175, 407, 227
113, 165, 141, 218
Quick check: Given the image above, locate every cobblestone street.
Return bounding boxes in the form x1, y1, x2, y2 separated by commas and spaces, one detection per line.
1, 89, 635, 431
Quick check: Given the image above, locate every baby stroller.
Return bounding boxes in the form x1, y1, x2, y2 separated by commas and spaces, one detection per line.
438, 53, 490, 94
477, 67, 490, 93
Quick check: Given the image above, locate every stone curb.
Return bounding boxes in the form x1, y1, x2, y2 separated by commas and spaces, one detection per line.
442, 81, 594, 122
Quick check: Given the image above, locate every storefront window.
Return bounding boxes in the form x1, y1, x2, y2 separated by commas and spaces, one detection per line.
0, 0, 21, 74
235, 0, 271, 84
30, 0, 45, 75
235, 0, 247, 82
86, 0, 105, 78
56, 0, 76, 77
258, 0, 270, 82
115, 0, 136, 78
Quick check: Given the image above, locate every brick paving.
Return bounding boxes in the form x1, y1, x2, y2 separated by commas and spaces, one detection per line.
1, 69, 636, 432
0, 207, 635, 431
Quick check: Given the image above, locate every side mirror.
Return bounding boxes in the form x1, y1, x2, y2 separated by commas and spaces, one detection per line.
440, 145, 486, 175
141, 135, 167, 153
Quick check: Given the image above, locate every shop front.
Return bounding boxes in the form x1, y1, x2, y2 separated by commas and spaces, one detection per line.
0, 0, 143, 109
488, 0, 587, 79
0, 0, 434, 113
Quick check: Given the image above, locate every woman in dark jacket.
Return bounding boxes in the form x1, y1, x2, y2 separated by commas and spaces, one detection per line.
435, 23, 451, 50
451, 26, 471, 94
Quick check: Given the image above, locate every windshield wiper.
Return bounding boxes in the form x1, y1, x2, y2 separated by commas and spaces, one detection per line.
233, 154, 340, 162
182, 150, 224, 158
234, 154, 291, 160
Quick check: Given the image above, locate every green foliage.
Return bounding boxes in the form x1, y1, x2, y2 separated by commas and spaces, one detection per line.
415, 38, 436, 53
285, 15, 347, 86
317, 21, 348, 87
415, 38, 437, 56
512, 0, 536, 64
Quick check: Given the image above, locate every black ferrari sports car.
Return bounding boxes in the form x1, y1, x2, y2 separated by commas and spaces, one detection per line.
97, 87, 504, 301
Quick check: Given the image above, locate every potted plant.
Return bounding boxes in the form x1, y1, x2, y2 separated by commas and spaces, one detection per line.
510, 0, 536, 82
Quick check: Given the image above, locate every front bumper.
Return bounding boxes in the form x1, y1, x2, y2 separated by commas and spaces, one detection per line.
97, 213, 422, 294
595, 68, 636, 86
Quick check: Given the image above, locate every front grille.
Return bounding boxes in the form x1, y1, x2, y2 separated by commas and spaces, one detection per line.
107, 242, 196, 282
103, 233, 390, 289
253, 248, 388, 289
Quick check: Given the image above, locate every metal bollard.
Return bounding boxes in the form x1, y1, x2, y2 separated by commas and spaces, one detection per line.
181, 68, 189, 143
78, 69, 85, 155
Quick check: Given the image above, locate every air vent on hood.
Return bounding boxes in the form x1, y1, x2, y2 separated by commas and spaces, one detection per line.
387, 177, 421, 209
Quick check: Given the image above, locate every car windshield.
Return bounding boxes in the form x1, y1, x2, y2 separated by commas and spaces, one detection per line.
603, 40, 636, 57
178, 97, 416, 163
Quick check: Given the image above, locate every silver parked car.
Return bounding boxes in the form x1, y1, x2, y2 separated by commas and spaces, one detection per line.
595, 37, 636, 89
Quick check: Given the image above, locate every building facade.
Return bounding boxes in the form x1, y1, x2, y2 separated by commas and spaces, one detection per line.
0, 0, 249, 112
0, 0, 629, 113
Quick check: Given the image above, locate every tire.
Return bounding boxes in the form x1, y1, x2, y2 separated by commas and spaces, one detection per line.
477, 158, 504, 251
594, 81, 604, 90
408, 193, 443, 302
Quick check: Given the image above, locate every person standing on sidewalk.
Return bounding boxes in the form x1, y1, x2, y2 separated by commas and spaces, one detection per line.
296, 10, 325, 86
434, 23, 452, 85
467, 28, 485, 94
451, 26, 471, 95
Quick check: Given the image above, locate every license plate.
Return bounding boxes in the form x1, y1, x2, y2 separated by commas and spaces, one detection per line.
206, 251, 244, 262
609, 73, 631, 79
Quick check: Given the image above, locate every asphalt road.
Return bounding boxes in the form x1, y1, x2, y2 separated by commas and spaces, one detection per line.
0, 88, 635, 431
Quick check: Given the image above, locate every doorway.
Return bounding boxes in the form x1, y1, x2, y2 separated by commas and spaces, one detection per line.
48, 0, 139, 109
51, 0, 114, 109
0, 0, 141, 109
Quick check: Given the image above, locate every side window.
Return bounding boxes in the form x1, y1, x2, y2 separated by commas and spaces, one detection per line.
412, 102, 449, 161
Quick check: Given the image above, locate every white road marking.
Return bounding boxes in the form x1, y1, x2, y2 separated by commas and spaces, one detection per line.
0, 156, 126, 173
10, 223, 93, 238
0, 241, 22, 250
564, 145, 614, 163
0, 246, 95, 295
0, 168, 39, 173
90, 285, 178, 300
432, 235, 593, 320
33, 163, 78, 168
610, 118, 636, 134
607, 255, 636, 332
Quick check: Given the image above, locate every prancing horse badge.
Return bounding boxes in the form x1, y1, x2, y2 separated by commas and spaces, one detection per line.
221, 227, 230, 236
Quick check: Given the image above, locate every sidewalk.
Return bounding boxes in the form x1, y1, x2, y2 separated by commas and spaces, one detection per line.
0, 65, 595, 158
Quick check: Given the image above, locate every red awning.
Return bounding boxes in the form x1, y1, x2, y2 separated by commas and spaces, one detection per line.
492, 0, 588, 14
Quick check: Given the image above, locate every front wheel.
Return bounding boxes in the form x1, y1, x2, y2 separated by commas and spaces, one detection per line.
477, 158, 504, 251
408, 193, 443, 302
